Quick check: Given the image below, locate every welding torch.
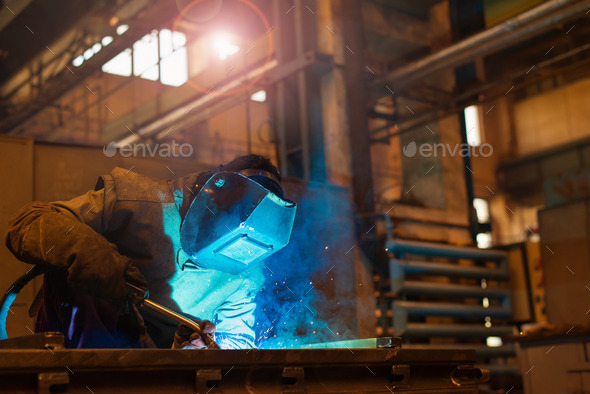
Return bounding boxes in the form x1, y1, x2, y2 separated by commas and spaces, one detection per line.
125, 282, 220, 349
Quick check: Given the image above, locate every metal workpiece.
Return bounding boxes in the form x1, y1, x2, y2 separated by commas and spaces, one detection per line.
303, 337, 402, 349
0, 332, 64, 350
0, 347, 486, 393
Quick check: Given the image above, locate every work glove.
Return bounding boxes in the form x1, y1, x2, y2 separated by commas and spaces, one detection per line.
111, 266, 148, 316
68, 252, 147, 314
5, 204, 147, 304
172, 320, 216, 349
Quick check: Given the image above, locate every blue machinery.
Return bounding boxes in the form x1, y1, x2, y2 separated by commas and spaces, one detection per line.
385, 238, 518, 376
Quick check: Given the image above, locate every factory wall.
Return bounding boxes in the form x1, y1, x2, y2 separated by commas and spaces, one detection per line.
181, 100, 277, 167
513, 76, 590, 156
29, 69, 278, 170
475, 76, 590, 246
0, 137, 35, 339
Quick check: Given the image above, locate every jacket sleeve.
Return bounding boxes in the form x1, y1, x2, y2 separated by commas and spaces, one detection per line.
212, 276, 262, 349
5, 185, 144, 300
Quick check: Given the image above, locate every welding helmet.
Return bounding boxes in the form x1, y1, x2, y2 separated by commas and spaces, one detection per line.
180, 169, 297, 274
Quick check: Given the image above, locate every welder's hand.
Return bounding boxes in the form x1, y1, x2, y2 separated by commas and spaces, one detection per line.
110, 262, 147, 315
172, 320, 216, 349
123, 264, 148, 295
66, 244, 147, 304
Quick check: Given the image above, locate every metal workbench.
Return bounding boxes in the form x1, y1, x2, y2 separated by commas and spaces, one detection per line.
0, 334, 487, 393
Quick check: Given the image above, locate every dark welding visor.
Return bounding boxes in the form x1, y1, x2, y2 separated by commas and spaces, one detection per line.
180, 172, 297, 274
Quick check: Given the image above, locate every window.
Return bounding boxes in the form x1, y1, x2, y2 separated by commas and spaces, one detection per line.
133, 32, 159, 80
86, 28, 188, 86
101, 49, 132, 77
486, 336, 503, 347
473, 197, 492, 248
159, 29, 188, 87
476, 232, 492, 249
464, 105, 481, 146
116, 24, 129, 35
102, 36, 113, 46
250, 90, 266, 102
473, 198, 490, 223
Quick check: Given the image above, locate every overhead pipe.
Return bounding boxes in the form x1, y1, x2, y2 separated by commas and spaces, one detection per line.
117, 59, 279, 146
376, 0, 590, 90
371, 42, 590, 142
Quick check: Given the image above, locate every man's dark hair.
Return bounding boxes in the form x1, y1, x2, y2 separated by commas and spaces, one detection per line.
218, 154, 281, 181
194, 154, 281, 192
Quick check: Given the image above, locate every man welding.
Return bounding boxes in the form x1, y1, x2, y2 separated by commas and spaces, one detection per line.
4, 154, 296, 349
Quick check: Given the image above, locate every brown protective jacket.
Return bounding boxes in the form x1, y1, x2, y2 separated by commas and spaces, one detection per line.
5, 167, 264, 349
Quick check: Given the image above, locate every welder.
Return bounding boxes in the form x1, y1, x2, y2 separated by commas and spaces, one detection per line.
4, 154, 296, 349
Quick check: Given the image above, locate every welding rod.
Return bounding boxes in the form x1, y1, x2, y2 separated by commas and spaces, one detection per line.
126, 282, 220, 349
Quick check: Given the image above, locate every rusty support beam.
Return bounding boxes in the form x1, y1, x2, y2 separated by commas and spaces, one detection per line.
361, 1, 432, 48
341, 0, 374, 214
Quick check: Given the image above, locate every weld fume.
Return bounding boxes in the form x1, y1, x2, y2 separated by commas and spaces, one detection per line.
254, 186, 358, 349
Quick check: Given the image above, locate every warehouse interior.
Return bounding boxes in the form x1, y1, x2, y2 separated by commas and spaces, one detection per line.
1, 0, 590, 392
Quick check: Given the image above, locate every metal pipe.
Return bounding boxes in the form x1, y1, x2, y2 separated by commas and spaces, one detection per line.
390, 259, 509, 280
394, 300, 512, 318
402, 323, 514, 338
387, 238, 507, 260
294, 0, 311, 182
372, 42, 590, 142
400, 280, 511, 299
403, 343, 516, 358
377, 0, 590, 90
117, 59, 279, 146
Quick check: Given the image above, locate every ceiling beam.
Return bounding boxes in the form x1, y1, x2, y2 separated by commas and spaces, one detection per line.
362, 0, 432, 48
0, 1, 179, 135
